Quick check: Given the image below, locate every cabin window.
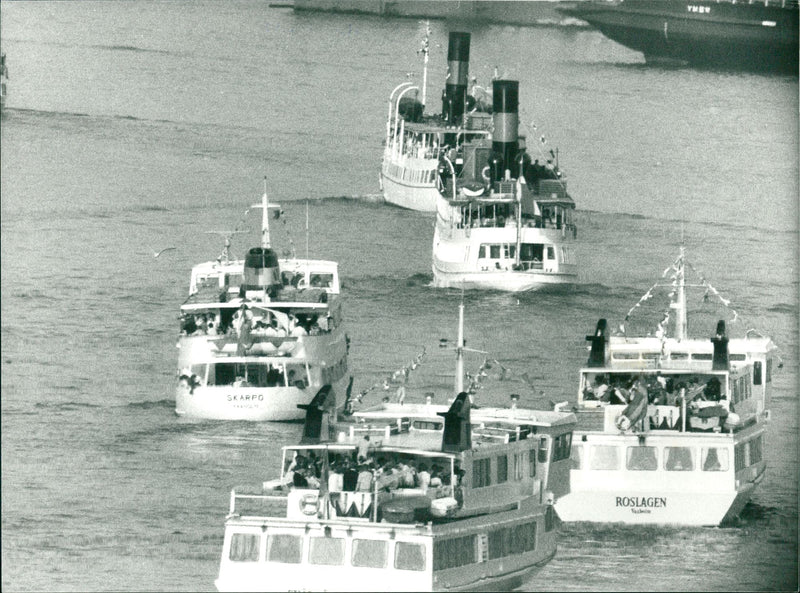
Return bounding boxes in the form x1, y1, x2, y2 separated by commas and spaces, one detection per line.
487, 527, 512, 559
309, 536, 345, 566
664, 447, 694, 471
473, 458, 492, 488
488, 523, 537, 559
546, 246, 555, 260
394, 542, 426, 571
537, 438, 550, 463
552, 433, 572, 461
479, 245, 488, 258
753, 361, 763, 386
749, 436, 763, 465
309, 273, 333, 288
589, 445, 620, 470
545, 506, 556, 532
642, 352, 660, 360
729, 354, 746, 362
515, 522, 537, 551
570, 444, 583, 470
497, 455, 508, 483
513, 453, 525, 480
766, 359, 772, 383
529, 448, 537, 477
352, 539, 387, 568
691, 353, 713, 361
433, 535, 475, 570
611, 352, 639, 360
490, 245, 501, 259
266, 534, 303, 564
670, 352, 688, 360
229, 533, 260, 562
412, 420, 442, 431
701, 447, 729, 472
626, 446, 657, 471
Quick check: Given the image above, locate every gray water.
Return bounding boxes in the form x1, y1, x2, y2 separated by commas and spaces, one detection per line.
1, 2, 797, 591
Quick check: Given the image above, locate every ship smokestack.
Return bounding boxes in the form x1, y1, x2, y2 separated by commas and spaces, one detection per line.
442, 32, 470, 125
711, 320, 729, 370
491, 80, 519, 181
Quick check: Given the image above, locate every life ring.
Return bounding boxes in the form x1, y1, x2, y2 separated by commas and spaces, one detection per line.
299, 493, 319, 515
481, 166, 491, 183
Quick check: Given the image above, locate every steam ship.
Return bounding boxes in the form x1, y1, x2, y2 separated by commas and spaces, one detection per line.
432, 79, 578, 291
559, 0, 799, 73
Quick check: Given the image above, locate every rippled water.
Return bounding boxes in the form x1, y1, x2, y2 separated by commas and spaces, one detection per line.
1, 2, 797, 591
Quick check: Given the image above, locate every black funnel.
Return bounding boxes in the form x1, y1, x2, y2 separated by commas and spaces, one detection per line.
711, 320, 729, 371
442, 32, 470, 124
586, 319, 608, 368
437, 391, 472, 453
298, 385, 333, 443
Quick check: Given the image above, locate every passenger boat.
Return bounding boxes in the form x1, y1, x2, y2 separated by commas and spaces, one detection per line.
559, 0, 799, 74
432, 79, 578, 291
380, 30, 494, 212
215, 303, 578, 591
555, 247, 779, 526
175, 181, 349, 421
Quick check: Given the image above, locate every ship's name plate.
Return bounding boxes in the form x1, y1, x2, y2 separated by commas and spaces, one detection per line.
615, 496, 667, 512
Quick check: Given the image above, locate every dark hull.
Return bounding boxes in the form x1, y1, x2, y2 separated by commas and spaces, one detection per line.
561, 0, 799, 74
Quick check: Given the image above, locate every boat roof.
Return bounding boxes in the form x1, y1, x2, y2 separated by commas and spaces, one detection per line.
181, 300, 331, 312
191, 257, 339, 277
605, 334, 777, 355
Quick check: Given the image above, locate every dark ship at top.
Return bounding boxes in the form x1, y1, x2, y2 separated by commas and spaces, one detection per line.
559, 0, 799, 74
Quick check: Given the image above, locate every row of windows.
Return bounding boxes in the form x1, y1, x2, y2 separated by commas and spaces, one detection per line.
432, 522, 539, 571
229, 533, 426, 571
478, 243, 556, 262
734, 436, 764, 471
471, 436, 571, 489
571, 445, 731, 472
385, 162, 437, 185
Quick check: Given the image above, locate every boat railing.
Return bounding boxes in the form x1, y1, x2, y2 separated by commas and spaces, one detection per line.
473, 424, 533, 442
228, 488, 289, 518
338, 419, 412, 441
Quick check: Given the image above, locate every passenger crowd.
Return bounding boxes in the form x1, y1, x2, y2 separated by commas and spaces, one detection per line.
285, 438, 463, 503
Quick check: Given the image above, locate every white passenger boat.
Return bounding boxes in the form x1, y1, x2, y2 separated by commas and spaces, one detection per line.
175, 182, 349, 421
555, 247, 779, 526
380, 30, 493, 212
215, 304, 577, 591
432, 79, 578, 291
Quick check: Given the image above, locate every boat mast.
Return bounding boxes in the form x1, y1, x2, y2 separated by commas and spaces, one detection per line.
675, 245, 687, 340
455, 300, 465, 394
420, 21, 430, 109
261, 177, 271, 249
515, 175, 522, 267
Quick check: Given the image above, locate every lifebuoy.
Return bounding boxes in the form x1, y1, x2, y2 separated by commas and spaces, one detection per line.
481, 166, 491, 183
299, 493, 319, 515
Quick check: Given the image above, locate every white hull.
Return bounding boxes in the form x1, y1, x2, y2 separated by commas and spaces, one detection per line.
381, 168, 439, 212
432, 263, 576, 292
176, 375, 349, 422
556, 483, 756, 526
